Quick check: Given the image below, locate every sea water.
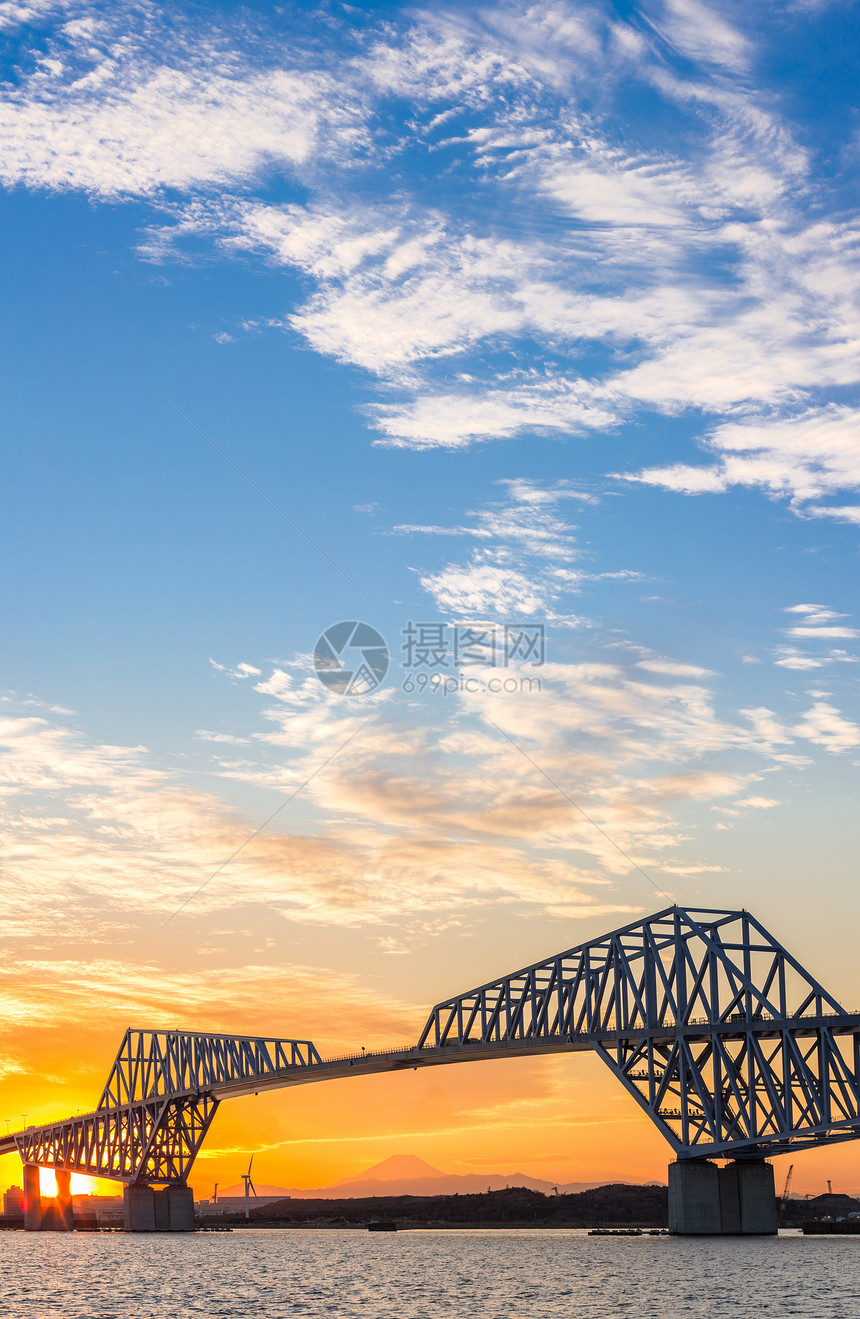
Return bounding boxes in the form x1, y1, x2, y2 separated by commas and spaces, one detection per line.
1, 1228, 858, 1318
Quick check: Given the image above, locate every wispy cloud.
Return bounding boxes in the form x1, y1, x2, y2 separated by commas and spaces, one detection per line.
636, 406, 860, 520
647, 0, 752, 74
0, 566, 855, 954
1, 0, 857, 492
792, 701, 860, 752
772, 603, 859, 669
0, 958, 420, 1061
0, 9, 366, 196
396, 478, 638, 619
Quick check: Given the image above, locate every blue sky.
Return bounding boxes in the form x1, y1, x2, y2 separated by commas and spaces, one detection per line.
1, 0, 860, 1182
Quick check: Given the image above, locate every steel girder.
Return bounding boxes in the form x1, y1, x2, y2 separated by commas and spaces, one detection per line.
98, 1029, 322, 1107
14, 1094, 219, 1185
417, 906, 860, 1158
10, 1031, 321, 1186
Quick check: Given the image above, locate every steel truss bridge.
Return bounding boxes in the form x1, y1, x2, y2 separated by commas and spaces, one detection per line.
3, 906, 860, 1187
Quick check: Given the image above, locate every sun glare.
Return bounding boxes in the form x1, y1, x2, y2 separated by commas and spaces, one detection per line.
70, 1173, 101, 1195
34, 1170, 105, 1197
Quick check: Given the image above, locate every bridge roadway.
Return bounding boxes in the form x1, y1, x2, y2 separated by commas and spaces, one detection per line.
0, 1034, 588, 1166
4, 906, 860, 1234
3, 1010, 858, 1170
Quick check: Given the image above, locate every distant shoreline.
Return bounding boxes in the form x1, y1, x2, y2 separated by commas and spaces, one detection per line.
214, 1184, 670, 1231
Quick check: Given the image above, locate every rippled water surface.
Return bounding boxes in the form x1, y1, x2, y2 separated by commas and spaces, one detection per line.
2, 1229, 859, 1318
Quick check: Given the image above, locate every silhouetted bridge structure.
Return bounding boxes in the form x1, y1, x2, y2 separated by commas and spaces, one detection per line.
4, 907, 860, 1233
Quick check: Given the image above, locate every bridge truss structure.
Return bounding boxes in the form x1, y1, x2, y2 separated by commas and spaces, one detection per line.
420, 906, 860, 1159
3, 907, 860, 1186
9, 1033, 322, 1185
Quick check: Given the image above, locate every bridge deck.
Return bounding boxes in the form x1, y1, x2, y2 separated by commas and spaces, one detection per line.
5, 1011, 859, 1165
0, 1035, 588, 1160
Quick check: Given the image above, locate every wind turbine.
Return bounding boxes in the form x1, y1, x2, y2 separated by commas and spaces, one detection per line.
241, 1157, 257, 1220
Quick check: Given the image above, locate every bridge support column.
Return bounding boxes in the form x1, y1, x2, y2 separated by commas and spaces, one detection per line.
669, 1160, 777, 1235
167, 1186, 195, 1231
124, 1184, 195, 1231
124, 1185, 157, 1231
23, 1165, 42, 1231
55, 1170, 74, 1231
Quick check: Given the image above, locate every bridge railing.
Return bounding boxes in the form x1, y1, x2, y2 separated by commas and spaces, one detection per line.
316, 1044, 415, 1065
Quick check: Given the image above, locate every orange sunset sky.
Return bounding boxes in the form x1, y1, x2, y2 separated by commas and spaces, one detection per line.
2, 890, 860, 1202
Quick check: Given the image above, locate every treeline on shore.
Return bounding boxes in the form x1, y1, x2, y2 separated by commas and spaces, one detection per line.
212, 1184, 860, 1231
232, 1184, 670, 1228
780, 1193, 860, 1225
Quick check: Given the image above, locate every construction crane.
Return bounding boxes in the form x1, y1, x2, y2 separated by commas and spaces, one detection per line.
827, 1180, 833, 1196
778, 1164, 794, 1225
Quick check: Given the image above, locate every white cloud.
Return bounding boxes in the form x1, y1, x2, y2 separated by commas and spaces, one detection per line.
784, 604, 847, 623
209, 658, 262, 681
774, 646, 858, 670
648, 0, 751, 73
636, 660, 715, 677
636, 404, 860, 518
420, 560, 567, 617
370, 375, 619, 450
0, 687, 651, 936
0, 0, 69, 29
1, 0, 858, 481
194, 731, 251, 745
1, 595, 855, 948
633, 464, 728, 495
806, 505, 860, 525
229, 653, 798, 887
793, 702, 860, 752
401, 479, 607, 619
402, 480, 651, 620
774, 651, 826, 671
788, 626, 858, 639
0, 15, 366, 198
770, 604, 859, 669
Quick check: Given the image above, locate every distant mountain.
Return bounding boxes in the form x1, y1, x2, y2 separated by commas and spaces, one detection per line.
334, 1155, 441, 1186
235, 1154, 612, 1200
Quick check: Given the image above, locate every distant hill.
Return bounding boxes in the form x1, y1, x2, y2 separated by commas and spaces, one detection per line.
781, 1192, 860, 1225
246, 1183, 670, 1228
219, 1154, 646, 1201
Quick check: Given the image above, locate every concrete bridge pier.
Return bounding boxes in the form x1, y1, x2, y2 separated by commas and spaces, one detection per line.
669, 1159, 777, 1235
22, 1167, 75, 1231
55, 1170, 74, 1231
23, 1165, 41, 1231
123, 1184, 195, 1231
